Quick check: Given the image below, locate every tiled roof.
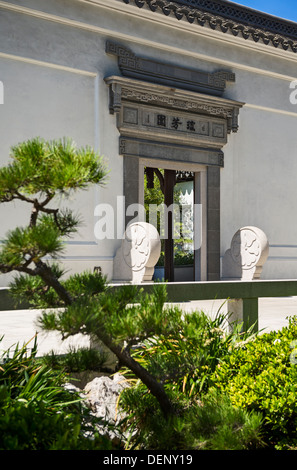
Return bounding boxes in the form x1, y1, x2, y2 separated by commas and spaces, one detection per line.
122, 0, 297, 53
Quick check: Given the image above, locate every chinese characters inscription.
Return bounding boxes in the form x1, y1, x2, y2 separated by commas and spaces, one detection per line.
157, 114, 166, 127
186, 120, 196, 132
140, 108, 225, 140
171, 117, 182, 130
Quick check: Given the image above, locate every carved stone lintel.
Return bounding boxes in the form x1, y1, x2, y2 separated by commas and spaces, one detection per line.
119, 102, 228, 147
105, 75, 244, 135
120, 87, 235, 119
119, 136, 224, 167
106, 41, 235, 96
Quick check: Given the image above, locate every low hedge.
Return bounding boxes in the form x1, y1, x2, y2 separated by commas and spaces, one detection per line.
211, 315, 297, 449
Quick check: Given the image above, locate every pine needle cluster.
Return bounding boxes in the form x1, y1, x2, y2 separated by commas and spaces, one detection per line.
0, 137, 107, 304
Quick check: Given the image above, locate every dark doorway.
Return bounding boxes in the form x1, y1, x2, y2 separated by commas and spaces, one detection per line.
144, 167, 194, 282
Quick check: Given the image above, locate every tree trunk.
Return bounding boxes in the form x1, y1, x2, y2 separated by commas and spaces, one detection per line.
35, 260, 73, 306
35, 261, 175, 419
108, 342, 175, 419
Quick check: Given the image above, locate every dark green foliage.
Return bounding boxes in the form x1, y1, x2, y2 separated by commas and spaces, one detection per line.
41, 346, 108, 373
211, 315, 297, 449
0, 339, 115, 450
0, 394, 102, 450
1, 137, 295, 450
173, 251, 194, 265
13, 271, 265, 450
37, 284, 178, 346
156, 250, 194, 267
126, 307, 251, 396
0, 216, 63, 268
10, 267, 107, 308
0, 137, 107, 286
120, 375, 264, 450
117, 305, 264, 450
189, 389, 264, 450
10, 263, 66, 308
0, 137, 107, 199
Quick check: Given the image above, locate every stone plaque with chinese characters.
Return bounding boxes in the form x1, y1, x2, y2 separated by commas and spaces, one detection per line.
119, 104, 227, 147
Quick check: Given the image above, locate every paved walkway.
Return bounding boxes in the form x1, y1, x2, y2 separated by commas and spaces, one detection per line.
0, 308, 91, 357
178, 297, 297, 332
1, 297, 297, 357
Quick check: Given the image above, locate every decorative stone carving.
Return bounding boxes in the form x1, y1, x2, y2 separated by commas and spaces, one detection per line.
222, 226, 269, 280
106, 41, 235, 96
119, 102, 228, 148
113, 222, 161, 283
105, 75, 243, 135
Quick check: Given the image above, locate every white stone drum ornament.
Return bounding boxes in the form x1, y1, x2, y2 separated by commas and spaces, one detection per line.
113, 222, 161, 283
222, 226, 269, 280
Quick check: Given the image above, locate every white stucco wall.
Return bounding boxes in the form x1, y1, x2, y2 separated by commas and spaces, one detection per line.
1, 0, 297, 285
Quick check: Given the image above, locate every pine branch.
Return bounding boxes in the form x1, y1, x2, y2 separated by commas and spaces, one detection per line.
107, 341, 176, 419
14, 190, 36, 205
34, 260, 73, 306
0, 137, 179, 419
0, 262, 36, 276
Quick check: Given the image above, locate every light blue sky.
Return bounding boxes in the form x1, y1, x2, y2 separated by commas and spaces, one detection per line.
231, 1, 297, 23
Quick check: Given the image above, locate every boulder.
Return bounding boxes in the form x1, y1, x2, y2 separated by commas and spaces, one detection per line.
84, 373, 129, 424
65, 372, 130, 444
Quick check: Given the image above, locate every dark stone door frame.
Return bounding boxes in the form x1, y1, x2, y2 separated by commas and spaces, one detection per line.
105, 74, 243, 281
123, 154, 220, 281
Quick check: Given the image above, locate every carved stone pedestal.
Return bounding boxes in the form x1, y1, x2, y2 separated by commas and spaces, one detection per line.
222, 226, 269, 280
222, 226, 269, 333
113, 222, 161, 283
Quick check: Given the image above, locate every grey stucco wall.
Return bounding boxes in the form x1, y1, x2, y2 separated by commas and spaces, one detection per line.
1, 0, 297, 284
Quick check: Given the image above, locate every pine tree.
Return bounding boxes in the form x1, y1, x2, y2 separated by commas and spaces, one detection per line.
0, 137, 107, 304
0, 139, 264, 449
0, 137, 176, 418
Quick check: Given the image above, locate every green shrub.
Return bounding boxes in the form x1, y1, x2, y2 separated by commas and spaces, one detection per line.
211, 316, 297, 449
119, 309, 264, 450
120, 384, 264, 450
125, 308, 251, 398
41, 346, 108, 373
190, 389, 264, 450
155, 250, 194, 267
0, 338, 115, 450
0, 387, 112, 450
